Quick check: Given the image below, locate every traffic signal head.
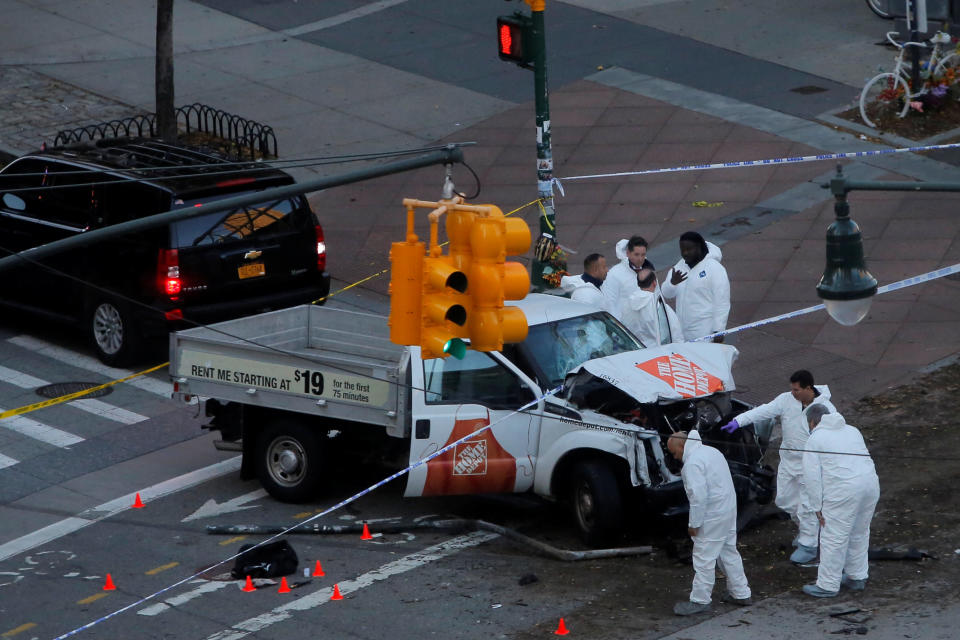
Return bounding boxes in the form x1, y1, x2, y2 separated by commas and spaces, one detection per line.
388, 239, 424, 346
497, 14, 534, 65
420, 254, 469, 360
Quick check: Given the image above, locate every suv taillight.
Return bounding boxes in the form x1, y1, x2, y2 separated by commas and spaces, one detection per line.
315, 225, 327, 272
158, 249, 181, 298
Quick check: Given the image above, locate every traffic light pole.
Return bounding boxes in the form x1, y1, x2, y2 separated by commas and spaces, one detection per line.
529, 0, 557, 293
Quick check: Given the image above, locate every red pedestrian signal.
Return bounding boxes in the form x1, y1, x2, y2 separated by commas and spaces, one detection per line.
497, 14, 533, 65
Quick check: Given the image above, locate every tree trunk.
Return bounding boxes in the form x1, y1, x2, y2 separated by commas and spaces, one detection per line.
156, 0, 176, 142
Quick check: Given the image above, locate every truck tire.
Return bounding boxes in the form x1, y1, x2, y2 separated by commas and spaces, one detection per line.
255, 419, 325, 503
569, 460, 624, 547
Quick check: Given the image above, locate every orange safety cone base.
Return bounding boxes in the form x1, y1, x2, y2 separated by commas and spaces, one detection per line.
361, 523, 372, 540
312, 561, 325, 577
331, 584, 343, 600
278, 577, 291, 593
242, 576, 256, 592
103, 574, 116, 591
131, 493, 145, 508
554, 618, 570, 635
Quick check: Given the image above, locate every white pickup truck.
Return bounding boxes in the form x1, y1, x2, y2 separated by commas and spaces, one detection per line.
170, 294, 773, 546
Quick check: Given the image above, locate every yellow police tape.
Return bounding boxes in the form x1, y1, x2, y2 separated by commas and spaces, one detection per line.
0, 362, 169, 421
311, 198, 544, 304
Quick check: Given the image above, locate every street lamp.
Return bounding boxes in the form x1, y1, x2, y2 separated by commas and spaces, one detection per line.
816, 167, 877, 326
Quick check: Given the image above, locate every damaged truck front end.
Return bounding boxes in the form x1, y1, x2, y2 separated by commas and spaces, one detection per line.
562, 344, 775, 535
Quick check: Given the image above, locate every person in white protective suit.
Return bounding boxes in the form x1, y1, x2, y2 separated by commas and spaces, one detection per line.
559, 253, 609, 311
621, 268, 684, 346
601, 235, 654, 322
659, 231, 730, 342
801, 404, 880, 598
720, 369, 835, 564
667, 430, 752, 616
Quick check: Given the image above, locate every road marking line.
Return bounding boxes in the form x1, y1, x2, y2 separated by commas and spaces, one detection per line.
145, 562, 179, 576
218, 536, 247, 547
0, 409, 84, 447
292, 511, 312, 519
205, 532, 499, 639
0, 364, 148, 424
76, 593, 109, 605
0, 456, 241, 562
283, 0, 410, 36
0, 452, 18, 469
7, 335, 171, 397
1, 623, 37, 637
137, 581, 232, 616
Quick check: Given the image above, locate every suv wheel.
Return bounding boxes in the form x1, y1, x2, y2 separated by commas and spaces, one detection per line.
88, 298, 141, 366
569, 460, 624, 547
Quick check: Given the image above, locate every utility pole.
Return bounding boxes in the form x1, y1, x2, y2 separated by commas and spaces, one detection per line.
156, 0, 176, 142
497, 1, 561, 292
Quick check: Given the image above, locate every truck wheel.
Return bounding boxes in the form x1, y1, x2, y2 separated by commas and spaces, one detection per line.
88, 297, 141, 366
255, 420, 324, 503
569, 460, 623, 547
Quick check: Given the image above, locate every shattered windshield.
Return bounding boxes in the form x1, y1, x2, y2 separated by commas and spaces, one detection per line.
524, 312, 643, 389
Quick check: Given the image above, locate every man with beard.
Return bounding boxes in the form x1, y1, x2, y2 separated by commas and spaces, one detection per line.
660, 231, 730, 342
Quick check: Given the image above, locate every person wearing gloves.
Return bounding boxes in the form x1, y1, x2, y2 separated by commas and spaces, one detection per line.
559, 253, 608, 310
622, 268, 684, 346
660, 231, 729, 342
601, 235, 654, 322
801, 404, 880, 598
720, 370, 835, 564
667, 430, 752, 616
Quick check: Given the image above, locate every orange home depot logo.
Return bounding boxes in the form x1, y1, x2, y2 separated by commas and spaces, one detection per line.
636, 353, 723, 398
423, 416, 517, 496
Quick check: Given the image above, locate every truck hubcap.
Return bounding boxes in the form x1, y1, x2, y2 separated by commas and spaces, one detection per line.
266, 437, 306, 486
576, 485, 595, 526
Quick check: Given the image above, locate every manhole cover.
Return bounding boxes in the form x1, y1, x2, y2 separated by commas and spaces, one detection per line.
36, 382, 112, 399
790, 85, 828, 94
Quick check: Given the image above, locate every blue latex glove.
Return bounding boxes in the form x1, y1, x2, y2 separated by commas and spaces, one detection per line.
720, 419, 740, 434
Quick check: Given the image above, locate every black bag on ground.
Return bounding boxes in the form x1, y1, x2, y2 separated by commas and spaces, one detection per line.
230, 539, 299, 579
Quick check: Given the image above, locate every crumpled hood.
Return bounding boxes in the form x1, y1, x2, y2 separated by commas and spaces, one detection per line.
705, 241, 723, 263
814, 412, 846, 431
559, 274, 593, 294
615, 238, 629, 262
627, 289, 656, 313
566, 343, 738, 404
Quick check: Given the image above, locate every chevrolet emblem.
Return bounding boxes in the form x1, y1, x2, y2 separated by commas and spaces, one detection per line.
244, 250, 262, 260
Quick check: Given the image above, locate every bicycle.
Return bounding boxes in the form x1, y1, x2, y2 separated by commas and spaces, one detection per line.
866, 0, 894, 19
859, 30, 960, 128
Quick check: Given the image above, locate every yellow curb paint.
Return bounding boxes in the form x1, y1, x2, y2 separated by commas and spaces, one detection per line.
76, 592, 109, 605
219, 536, 247, 546
145, 561, 179, 575
293, 511, 312, 519
2, 623, 37, 637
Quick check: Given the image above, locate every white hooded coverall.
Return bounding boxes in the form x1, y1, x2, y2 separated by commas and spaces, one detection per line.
681, 430, 751, 604
622, 288, 684, 347
601, 239, 652, 322
559, 273, 608, 312
803, 413, 879, 592
734, 385, 835, 549
660, 242, 730, 341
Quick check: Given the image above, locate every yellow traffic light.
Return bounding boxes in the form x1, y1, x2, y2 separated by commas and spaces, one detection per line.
467, 206, 531, 351
421, 255, 468, 359
388, 238, 424, 346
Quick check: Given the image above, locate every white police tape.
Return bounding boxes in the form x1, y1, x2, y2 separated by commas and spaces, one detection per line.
53, 386, 561, 640
553, 141, 960, 186
699, 262, 960, 341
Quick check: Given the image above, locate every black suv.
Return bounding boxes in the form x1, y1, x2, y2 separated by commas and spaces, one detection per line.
0, 138, 330, 365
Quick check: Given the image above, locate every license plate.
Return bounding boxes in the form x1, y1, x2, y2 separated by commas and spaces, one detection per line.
238, 262, 265, 279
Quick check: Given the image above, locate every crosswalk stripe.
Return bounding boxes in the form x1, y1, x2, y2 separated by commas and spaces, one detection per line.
0, 452, 19, 469
0, 410, 84, 447
7, 336, 171, 397
0, 365, 147, 425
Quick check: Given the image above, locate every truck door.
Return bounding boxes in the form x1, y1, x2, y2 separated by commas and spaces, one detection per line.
405, 348, 543, 498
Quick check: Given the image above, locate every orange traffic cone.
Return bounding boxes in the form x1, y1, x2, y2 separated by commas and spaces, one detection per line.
242, 576, 256, 592
277, 577, 291, 593
312, 560, 325, 577
103, 574, 116, 591
554, 618, 570, 635
361, 522, 373, 540
331, 584, 343, 600
131, 493, 144, 508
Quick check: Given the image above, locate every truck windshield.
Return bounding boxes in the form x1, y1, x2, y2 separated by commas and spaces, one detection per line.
524, 312, 643, 389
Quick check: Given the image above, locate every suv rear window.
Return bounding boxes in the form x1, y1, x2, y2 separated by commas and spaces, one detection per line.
170, 192, 310, 248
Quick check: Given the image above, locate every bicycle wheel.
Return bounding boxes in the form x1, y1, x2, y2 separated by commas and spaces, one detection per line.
865, 0, 894, 19
933, 52, 960, 87
860, 73, 910, 128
